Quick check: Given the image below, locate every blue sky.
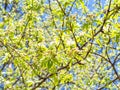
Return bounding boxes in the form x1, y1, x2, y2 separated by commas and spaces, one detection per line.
0, 0, 120, 90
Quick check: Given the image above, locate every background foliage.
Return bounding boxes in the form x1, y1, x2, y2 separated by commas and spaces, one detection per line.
0, 0, 120, 90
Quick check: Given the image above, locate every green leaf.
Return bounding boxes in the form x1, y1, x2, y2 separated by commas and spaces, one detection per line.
47, 60, 53, 69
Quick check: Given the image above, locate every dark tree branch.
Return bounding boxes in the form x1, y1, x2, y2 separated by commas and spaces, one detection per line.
56, 0, 66, 16
98, 77, 118, 90
48, 0, 57, 28
67, 0, 77, 16
79, 0, 112, 50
